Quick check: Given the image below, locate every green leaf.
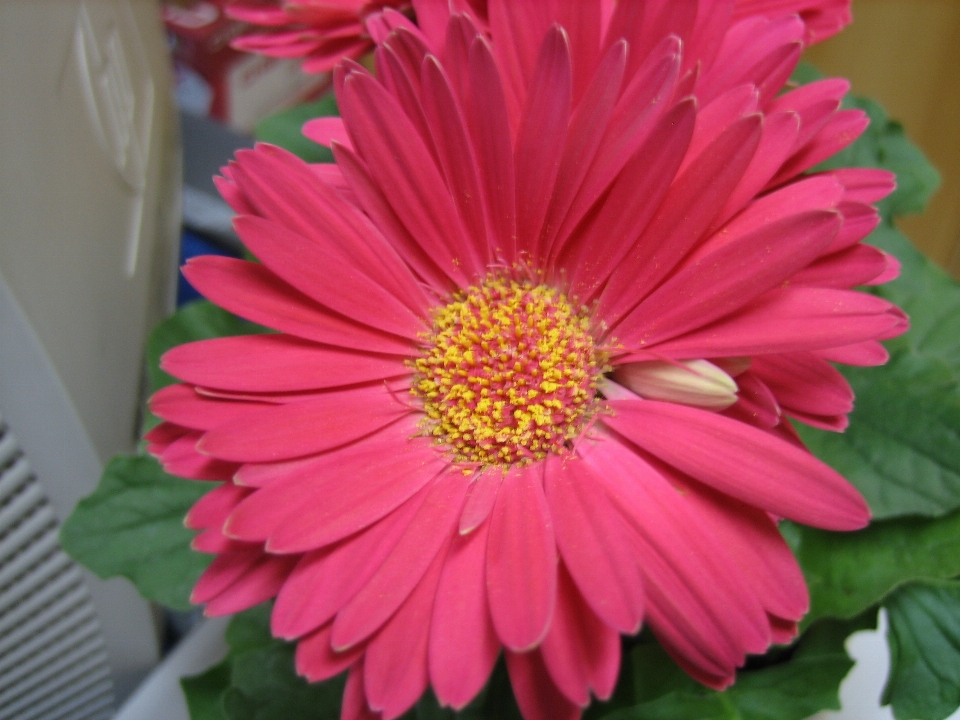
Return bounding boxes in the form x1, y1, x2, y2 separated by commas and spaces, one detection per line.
596, 615, 872, 720
59, 454, 212, 610
255, 94, 339, 164
221, 605, 345, 720
883, 580, 960, 720
182, 659, 232, 720
783, 509, 960, 626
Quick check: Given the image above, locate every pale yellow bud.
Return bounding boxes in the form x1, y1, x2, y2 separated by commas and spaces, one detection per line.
611, 359, 738, 410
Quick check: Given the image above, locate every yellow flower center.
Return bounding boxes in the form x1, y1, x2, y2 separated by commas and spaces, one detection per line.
413, 277, 604, 467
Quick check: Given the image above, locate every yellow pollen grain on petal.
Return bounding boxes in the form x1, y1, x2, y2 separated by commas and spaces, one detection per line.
411, 276, 605, 467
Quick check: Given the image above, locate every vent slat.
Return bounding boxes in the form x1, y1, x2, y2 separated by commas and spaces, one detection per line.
0, 602, 97, 676
0, 415, 115, 719
26, 680, 114, 720
0, 585, 92, 658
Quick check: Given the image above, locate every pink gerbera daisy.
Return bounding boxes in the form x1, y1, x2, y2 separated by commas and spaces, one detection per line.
148, 5, 905, 720
225, 0, 411, 74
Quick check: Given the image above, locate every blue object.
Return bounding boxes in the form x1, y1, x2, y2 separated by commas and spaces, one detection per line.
177, 228, 240, 307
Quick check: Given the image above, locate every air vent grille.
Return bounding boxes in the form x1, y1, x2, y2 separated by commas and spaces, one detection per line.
0, 413, 115, 720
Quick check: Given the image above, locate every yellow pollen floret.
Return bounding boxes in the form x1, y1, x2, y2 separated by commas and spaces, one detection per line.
412, 277, 604, 467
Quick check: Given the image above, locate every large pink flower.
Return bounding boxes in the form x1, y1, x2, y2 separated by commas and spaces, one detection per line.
148, 7, 905, 720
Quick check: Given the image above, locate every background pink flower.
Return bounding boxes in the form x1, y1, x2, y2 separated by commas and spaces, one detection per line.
226, 0, 411, 73
226, 0, 849, 76
149, 6, 904, 720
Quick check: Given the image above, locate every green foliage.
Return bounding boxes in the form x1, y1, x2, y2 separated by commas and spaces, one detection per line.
255, 93, 339, 163
59, 455, 211, 610
883, 580, 960, 720
591, 614, 874, 720
783, 510, 960, 625
182, 660, 232, 720
218, 605, 346, 720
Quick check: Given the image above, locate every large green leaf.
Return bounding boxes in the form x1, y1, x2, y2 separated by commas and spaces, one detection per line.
59, 454, 212, 610
255, 94, 339, 163
782, 509, 960, 626
220, 605, 345, 720
595, 614, 873, 720
182, 660, 232, 720
883, 580, 960, 720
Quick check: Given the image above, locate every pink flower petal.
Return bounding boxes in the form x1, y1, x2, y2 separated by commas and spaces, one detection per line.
712, 109, 802, 230
362, 538, 449, 720
816, 340, 890, 367
673, 478, 809, 620
646, 287, 900, 358
540, 565, 620, 705
162, 335, 409, 393
544, 454, 645, 634
302, 116, 353, 150
486, 463, 557, 651
615, 210, 842, 347
465, 34, 517, 262
185, 482, 251, 530
159, 431, 238, 481
603, 399, 870, 529
598, 114, 763, 324
429, 520, 500, 709
334, 142, 455, 293
271, 488, 427, 639
540, 40, 626, 259
182, 257, 416, 356
234, 215, 426, 340
295, 623, 364, 683
505, 649, 581, 720
514, 25, 572, 260
579, 435, 771, 675
225, 419, 445, 551
342, 662, 380, 720
459, 467, 504, 534
203, 554, 298, 617
340, 70, 483, 281
554, 40, 681, 253
560, 98, 697, 301
421, 56, 490, 259
679, 84, 758, 176
332, 471, 468, 649
198, 385, 409, 463
829, 168, 897, 204
229, 146, 431, 318
751, 352, 853, 419
150, 383, 269, 432
772, 109, 869, 184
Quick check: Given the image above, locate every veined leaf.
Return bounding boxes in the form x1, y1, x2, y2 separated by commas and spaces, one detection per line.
883, 580, 960, 720
59, 454, 212, 610
782, 510, 960, 626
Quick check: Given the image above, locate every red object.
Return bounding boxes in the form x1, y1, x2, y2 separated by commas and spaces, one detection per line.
163, 0, 327, 132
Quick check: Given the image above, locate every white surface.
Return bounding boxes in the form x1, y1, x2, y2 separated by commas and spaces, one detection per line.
814, 610, 960, 720
115, 617, 231, 720
0, 0, 182, 703
0, 0, 181, 465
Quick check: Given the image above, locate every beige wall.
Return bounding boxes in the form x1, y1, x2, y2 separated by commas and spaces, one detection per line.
805, 0, 960, 278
